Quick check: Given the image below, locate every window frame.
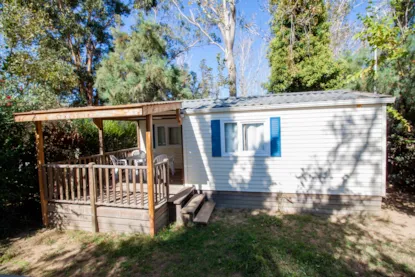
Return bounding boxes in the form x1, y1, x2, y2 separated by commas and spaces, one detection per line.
220, 119, 269, 157
156, 126, 167, 147
167, 126, 182, 146
154, 124, 182, 148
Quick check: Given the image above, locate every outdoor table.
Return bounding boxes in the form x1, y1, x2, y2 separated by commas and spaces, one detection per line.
126, 154, 175, 175
125, 155, 146, 166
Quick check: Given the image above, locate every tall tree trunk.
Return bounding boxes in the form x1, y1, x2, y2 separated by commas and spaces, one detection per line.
86, 81, 94, 106
223, 0, 237, 96
225, 48, 237, 96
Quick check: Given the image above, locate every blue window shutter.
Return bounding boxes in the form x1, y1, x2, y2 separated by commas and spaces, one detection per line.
270, 117, 281, 157
211, 120, 221, 157
152, 124, 156, 149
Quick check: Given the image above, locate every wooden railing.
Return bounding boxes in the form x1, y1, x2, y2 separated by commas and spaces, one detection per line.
43, 159, 170, 209
93, 164, 147, 207
154, 159, 170, 205
58, 147, 139, 165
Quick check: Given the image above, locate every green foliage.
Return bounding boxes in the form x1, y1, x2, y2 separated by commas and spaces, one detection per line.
354, 0, 415, 192
267, 0, 346, 92
0, 94, 40, 237
387, 107, 415, 192
95, 21, 196, 104
0, 0, 130, 105
74, 119, 136, 154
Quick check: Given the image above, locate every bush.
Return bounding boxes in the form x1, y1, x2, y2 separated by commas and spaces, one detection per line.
387, 107, 415, 192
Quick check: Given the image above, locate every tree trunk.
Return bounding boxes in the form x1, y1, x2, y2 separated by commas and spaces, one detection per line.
223, 0, 237, 97
86, 81, 94, 106
225, 49, 237, 96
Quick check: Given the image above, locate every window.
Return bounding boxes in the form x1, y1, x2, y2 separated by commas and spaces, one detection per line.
168, 127, 181, 145
221, 120, 267, 156
155, 125, 182, 147
224, 122, 238, 153
157, 126, 166, 146
242, 123, 264, 151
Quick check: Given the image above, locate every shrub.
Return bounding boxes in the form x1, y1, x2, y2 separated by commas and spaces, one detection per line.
387, 107, 415, 192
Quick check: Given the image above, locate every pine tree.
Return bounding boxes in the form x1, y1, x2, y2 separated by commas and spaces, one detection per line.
95, 21, 196, 104
267, 0, 345, 93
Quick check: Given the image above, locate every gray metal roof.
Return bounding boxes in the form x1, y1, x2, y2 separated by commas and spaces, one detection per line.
182, 89, 394, 111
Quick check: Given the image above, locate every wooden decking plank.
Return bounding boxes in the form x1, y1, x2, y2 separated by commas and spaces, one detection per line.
181, 194, 204, 215
169, 187, 195, 205
194, 201, 216, 224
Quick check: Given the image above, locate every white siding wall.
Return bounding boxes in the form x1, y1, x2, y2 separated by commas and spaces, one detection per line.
182, 104, 387, 196
139, 119, 184, 169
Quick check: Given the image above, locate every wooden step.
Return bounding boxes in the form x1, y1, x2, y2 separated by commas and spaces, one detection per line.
181, 194, 205, 216
168, 187, 195, 205
194, 201, 216, 224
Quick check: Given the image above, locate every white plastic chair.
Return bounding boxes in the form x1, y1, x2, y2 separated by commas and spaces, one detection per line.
154, 154, 175, 176
110, 155, 127, 166
132, 150, 146, 166
110, 155, 127, 181
153, 154, 168, 164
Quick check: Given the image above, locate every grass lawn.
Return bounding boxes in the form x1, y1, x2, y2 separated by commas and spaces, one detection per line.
0, 207, 414, 277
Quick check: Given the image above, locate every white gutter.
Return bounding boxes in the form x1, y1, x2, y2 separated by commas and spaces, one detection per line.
183, 97, 396, 115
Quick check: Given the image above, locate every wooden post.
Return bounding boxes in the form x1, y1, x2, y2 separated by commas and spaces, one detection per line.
93, 119, 104, 155
175, 109, 182, 126
88, 162, 98, 233
136, 121, 141, 149
166, 160, 170, 201
35, 121, 48, 226
146, 114, 155, 236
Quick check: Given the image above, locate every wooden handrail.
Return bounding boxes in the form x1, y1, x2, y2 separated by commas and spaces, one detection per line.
51, 147, 139, 165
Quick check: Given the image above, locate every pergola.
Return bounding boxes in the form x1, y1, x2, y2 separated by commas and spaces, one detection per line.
14, 101, 182, 236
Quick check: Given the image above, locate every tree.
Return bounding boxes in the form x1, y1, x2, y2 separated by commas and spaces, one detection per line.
0, 0, 130, 106
267, 0, 346, 93
171, 0, 237, 96
354, 0, 415, 192
95, 21, 196, 104
235, 32, 267, 96
327, 0, 360, 58
198, 59, 215, 98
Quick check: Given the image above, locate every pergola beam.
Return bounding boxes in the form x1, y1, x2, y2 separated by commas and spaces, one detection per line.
14, 102, 181, 122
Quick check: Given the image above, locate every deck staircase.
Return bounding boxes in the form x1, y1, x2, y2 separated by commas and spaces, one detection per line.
167, 187, 216, 225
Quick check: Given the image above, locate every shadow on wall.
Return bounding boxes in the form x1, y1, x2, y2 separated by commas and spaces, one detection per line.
294, 106, 383, 215
187, 104, 383, 215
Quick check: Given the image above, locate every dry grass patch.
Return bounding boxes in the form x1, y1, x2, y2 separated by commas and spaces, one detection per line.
0, 206, 414, 277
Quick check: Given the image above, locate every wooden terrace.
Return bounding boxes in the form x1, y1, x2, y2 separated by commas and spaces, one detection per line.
14, 101, 183, 236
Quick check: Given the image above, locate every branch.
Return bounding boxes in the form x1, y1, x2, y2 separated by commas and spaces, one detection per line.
170, 39, 201, 61
172, 0, 225, 53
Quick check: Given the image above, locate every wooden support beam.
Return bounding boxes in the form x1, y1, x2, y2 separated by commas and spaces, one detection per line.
88, 162, 98, 233
176, 109, 182, 126
136, 121, 141, 149
146, 115, 155, 237
93, 119, 104, 155
35, 121, 48, 226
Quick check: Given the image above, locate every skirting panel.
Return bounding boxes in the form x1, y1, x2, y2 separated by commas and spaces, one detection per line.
48, 202, 169, 234
202, 191, 382, 215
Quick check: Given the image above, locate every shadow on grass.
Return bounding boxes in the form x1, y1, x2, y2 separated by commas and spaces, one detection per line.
382, 191, 415, 217
3, 209, 413, 277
